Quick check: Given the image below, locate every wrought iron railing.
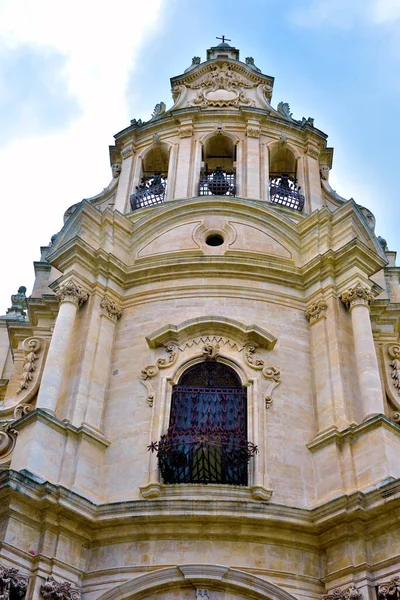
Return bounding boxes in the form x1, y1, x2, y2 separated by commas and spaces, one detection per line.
269, 174, 305, 211
199, 168, 236, 197
148, 385, 257, 486
130, 174, 167, 210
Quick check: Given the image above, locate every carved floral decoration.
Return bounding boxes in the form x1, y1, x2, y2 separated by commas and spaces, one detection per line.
55, 282, 89, 307
340, 284, 375, 308
322, 584, 362, 600
0, 563, 29, 599
40, 576, 81, 600
305, 300, 328, 324
378, 576, 400, 599
244, 345, 281, 408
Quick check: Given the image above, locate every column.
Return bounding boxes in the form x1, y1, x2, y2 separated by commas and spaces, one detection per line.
246, 121, 261, 200
189, 139, 202, 197
304, 143, 323, 213
113, 143, 135, 213
340, 283, 385, 420
82, 296, 122, 431
37, 281, 88, 414
306, 299, 337, 432
174, 120, 193, 199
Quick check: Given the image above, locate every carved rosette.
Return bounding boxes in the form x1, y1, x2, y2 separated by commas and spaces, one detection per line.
55, 282, 89, 307
340, 284, 375, 309
0, 563, 29, 599
305, 300, 328, 324
378, 576, 400, 599
0, 424, 18, 459
100, 297, 122, 322
322, 583, 362, 600
40, 576, 81, 600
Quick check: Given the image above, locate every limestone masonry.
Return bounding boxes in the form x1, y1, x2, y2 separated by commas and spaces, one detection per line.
1, 41, 399, 600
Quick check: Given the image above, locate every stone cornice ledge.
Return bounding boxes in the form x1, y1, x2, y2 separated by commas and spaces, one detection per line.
11, 408, 110, 449
307, 414, 400, 453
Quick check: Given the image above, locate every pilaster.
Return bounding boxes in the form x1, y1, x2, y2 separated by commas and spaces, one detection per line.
245, 120, 261, 200
113, 142, 135, 214
174, 120, 194, 199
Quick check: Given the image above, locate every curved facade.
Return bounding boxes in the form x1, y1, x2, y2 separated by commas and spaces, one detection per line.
1, 41, 400, 600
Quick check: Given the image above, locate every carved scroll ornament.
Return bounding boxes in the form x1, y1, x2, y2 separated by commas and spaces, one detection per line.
0, 423, 18, 459
40, 576, 81, 600
0, 563, 29, 599
378, 576, 400, 599
322, 583, 362, 600
244, 345, 281, 408
0, 336, 48, 421
381, 344, 400, 421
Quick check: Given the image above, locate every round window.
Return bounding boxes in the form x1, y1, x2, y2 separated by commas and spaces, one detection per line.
205, 234, 224, 247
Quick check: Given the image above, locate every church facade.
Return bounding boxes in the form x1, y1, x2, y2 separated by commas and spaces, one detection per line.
0, 41, 399, 600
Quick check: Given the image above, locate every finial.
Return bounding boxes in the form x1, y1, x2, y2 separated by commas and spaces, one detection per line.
216, 35, 231, 44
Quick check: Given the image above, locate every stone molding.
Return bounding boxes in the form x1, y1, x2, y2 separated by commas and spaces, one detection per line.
100, 297, 122, 322
55, 281, 89, 307
0, 563, 29, 599
322, 584, 362, 599
40, 576, 81, 600
377, 576, 400, 599
305, 300, 328, 324
340, 283, 375, 309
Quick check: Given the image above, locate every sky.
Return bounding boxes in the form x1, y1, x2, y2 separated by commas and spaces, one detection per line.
1, 0, 399, 313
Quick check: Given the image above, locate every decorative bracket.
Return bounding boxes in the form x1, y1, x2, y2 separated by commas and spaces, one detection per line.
244, 345, 281, 407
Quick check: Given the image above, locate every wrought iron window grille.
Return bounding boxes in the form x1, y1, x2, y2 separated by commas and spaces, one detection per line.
149, 363, 257, 486
269, 174, 305, 211
199, 168, 236, 197
130, 173, 167, 210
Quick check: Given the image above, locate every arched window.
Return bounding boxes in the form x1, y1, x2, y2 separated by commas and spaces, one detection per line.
130, 144, 169, 210
269, 143, 304, 211
199, 135, 236, 196
153, 361, 257, 486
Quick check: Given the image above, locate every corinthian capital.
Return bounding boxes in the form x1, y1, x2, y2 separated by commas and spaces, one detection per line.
100, 297, 122, 322
40, 575, 81, 600
339, 283, 375, 309
0, 563, 29, 598
55, 281, 89, 307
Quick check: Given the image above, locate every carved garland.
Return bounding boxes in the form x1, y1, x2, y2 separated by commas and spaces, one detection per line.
40, 576, 81, 600
378, 576, 400, 599
0, 563, 29, 599
322, 583, 362, 600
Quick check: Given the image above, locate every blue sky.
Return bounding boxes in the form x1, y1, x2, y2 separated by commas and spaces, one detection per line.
1, 0, 399, 312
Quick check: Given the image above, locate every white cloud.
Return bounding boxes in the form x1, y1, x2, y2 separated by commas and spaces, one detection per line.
291, 0, 400, 28
0, 0, 165, 312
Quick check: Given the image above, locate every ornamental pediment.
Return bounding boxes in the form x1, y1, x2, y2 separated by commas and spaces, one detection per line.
171, 60, 273, 110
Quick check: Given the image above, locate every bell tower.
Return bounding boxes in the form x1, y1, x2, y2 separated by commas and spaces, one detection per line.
0, 40, 399, 600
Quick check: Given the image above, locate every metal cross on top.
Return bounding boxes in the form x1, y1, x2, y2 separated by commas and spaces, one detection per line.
216, 35, 231, 43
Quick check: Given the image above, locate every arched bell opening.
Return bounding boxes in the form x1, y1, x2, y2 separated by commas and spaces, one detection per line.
268, 143, 304, 211
199, 135, 237, 196
130, 143, 169, 210
152, 361, 257, 486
